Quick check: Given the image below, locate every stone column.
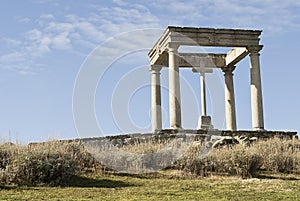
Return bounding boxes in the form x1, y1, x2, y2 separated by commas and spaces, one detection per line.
149, 65, 162, 132
222, 66, 237, 131
192, 68, 213, 129
248, 46, 264, 130
200, 72, 207, 116
168, 44, 182, 129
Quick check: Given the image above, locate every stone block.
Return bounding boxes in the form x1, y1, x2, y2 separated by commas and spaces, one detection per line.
198, 116, 213, 129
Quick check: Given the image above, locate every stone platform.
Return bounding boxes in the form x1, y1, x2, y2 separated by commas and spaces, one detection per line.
28, 129, 297, 173
155, 129, 297, 139
76, 129, 297, 148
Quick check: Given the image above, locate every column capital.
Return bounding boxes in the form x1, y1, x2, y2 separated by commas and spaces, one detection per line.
167, 43, 179, 52
148, 65, 162, 73
247, 45, 263, 55
192, 67, 213, 74
221, 66, 236, 75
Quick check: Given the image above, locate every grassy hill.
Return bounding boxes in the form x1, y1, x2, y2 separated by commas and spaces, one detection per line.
1, 172, 300, 200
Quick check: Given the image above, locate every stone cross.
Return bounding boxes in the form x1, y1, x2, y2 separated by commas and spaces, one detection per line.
192, 67, 213, 129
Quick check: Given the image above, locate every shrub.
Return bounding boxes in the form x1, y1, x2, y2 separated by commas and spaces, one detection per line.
0, 148, 10, 169
176, 137, 300, 178
255, 137, 300, 173
0, 143, 21, 170
1, 151, 75, 186
211, 144, 263, 178
176, 142, 213, 177
177, 143, 263, 178
0, 141, 95, 186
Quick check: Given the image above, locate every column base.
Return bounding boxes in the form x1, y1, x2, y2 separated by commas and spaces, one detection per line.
198, 116, 214, 129
252, 127, 265, 131
170, 125, 182, 130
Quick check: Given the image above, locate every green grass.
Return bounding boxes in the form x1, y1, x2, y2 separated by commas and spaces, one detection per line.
1, 172, 300, 201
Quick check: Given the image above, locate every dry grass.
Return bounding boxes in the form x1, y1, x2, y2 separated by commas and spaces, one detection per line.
0, 136, 299, 187
0, 140, 94, 186
83, 137, 194, 174
255, 137, 300, 173
82, 136, 300, 178
177, 137, 300, 178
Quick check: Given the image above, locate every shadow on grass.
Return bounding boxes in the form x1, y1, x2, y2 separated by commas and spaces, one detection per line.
112, 171, 167, 179
66, 175, 135, 188
0, 185, 17, 190
0, 176, 135, 189
257, 174, 300, 181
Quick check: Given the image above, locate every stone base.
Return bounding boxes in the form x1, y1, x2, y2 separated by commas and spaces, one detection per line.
29, 130, 298, 150
155, 129, 297, 140
72, 130, 297, 149
198, 116, 214, 129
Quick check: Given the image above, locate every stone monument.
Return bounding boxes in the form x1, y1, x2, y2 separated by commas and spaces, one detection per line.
148, 26, 264, 132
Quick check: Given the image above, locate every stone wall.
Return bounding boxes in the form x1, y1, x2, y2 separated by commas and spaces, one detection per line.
76, 129, 297, 148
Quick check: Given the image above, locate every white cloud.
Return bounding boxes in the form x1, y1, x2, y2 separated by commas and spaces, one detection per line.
0, 53, 43, 75
51, 32, 71, 50
40, 14, 54, 20
1, 2, 162, 74
150, 0, 300, 33
5, 0, 299, 75
17, 17, 31, 23
34, 36, 51, 54
1, 38, 22, 48
75, 21, 106, 42
25, 29, 43, 41
24, 29, 51, 56
112, 0, 127, 6
45, 22, 74, 33
0, 52, 26, 63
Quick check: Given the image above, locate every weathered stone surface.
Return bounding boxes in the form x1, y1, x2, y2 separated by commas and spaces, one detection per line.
222, 66, 237, 130
160, 53, 226, 68
248, 46, 264, 130
226, 47, 248, 66
168, 44, 182, 129
149, 65, 162, 131
198, 116, 213, 129
148, 26, 262, 65
73, 130, 297, 148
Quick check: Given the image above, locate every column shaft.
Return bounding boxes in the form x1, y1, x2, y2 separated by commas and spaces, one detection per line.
168, 45, 182, 129
149, 65, 162, 131
200, 72, 207, 116
249, 46, 264, 130
223, 66, 237, 131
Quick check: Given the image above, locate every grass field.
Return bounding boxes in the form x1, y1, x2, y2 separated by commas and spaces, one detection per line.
1, 172, 300, 201
1, 138, 300, 200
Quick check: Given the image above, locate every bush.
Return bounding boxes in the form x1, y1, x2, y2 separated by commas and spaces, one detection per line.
255, 137, 300, 173
0, 143, 20, 170
176, 142, 213, 176
0, 141, 95, 186
176, 137, 300, 178
211, 144, 263, 178
178, 143, 263, 178
0, 148, 10, 169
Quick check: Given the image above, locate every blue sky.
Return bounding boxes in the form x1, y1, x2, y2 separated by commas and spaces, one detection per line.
1, 0, 300, 143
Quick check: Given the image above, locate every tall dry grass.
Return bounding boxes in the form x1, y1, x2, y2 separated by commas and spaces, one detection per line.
83, 137, 195, 174
1, 136, 299, 186
0, 140, 94, 186
255, 137, 300, 173
177, 137, 300, 178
